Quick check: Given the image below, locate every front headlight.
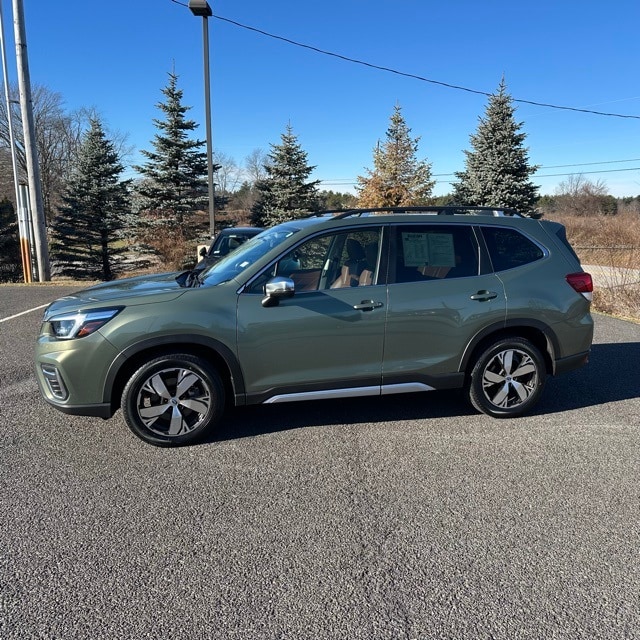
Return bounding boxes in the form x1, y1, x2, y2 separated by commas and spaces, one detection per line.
49, 307, 123, 340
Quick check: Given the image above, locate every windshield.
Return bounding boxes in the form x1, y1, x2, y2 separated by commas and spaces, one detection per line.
211, 235, 237, 256
199, 225, 300, 285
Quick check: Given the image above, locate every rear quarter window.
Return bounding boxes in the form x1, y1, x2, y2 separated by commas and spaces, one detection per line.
481, 227, 544, 272
551, 223, 581, 264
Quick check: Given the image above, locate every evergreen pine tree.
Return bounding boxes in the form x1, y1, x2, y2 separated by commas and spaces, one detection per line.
134, 72, 209, 241
251, 124, 320, 226
357, 105, 435, 207
50, 118, 130, 281
454, 78, 539, 214
0, 198, 22, 282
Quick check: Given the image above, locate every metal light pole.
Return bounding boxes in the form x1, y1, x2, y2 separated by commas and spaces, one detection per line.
188, 0, 215, 238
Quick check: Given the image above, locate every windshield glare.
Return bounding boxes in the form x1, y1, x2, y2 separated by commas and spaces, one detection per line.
200, 226, 299, 285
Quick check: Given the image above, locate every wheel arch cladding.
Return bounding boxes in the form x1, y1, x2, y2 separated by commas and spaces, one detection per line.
104, 335, 245, 414
460, 321, 556, 378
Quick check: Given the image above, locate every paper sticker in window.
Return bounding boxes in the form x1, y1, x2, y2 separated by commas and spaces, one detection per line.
402, 232, 456, 268
428, 233, 456, 267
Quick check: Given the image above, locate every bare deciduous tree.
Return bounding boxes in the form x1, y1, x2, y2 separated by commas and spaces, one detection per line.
244, 148, 267, 184
0, 83, 131, 223
554, 175, 617, 216
213, 151, 243, 196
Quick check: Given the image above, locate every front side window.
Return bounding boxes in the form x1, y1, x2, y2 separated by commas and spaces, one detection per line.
328, 230, 381, 289
392, 225, 479, 283
481, 227, 544, 272
248, 227, 383, 293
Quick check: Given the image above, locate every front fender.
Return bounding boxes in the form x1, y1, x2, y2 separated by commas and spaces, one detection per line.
102, 334, 246, 408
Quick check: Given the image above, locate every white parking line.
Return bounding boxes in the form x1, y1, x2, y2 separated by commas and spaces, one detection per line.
0, 303, 49, 323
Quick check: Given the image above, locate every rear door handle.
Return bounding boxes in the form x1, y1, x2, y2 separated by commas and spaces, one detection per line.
470, 290, 498, 301
353, 300, 384, 311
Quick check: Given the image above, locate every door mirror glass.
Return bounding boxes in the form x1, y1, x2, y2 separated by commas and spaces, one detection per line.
262, 277, 295, 307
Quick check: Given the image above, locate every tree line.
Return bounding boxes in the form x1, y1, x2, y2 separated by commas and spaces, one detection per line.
0, 74, 637, 282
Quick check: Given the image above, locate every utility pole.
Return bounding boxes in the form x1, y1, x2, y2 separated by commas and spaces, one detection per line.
0, 0, 30, 281
12, 0, 50, 280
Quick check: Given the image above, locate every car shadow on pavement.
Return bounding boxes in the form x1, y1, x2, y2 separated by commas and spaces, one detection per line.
207, 342, 639, 443
537, 341, 640, 415
210, 389, 471, 443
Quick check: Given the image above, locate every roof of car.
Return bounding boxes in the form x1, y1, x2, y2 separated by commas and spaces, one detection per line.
276, 206, 543, 235
218, 226, 263, 235
315, 205, 537, 219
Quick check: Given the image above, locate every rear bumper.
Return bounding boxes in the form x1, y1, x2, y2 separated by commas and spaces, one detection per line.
554, 350, 590, 375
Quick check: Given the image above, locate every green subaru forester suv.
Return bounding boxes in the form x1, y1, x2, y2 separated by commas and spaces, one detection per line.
35, 207, 594, 446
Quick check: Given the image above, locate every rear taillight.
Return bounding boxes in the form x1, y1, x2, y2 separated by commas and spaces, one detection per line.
566, 272, 593, 301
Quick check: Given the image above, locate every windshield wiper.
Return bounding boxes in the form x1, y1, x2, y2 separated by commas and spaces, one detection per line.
175, 269, 203, 288
193, 270, 206, 287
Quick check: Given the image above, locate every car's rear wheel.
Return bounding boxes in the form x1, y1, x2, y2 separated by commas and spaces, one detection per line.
121, 353, 225, 446
468, 337, 546, 418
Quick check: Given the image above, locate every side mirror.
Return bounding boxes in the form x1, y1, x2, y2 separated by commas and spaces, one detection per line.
199, 246, 207, 257
261, 277, 295, 307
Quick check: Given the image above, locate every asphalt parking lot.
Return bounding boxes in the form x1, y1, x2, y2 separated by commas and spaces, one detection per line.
1, 284, 639, 639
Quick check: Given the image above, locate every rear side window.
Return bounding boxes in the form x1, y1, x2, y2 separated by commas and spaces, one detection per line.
481, 227, 544, 272
392, 225, 479, 283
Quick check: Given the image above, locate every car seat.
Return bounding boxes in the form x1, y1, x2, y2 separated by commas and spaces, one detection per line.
331, 239, 367, 288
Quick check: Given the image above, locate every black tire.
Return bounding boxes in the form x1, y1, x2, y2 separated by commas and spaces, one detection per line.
121, 353, 225, 446
468, 337, 546, 418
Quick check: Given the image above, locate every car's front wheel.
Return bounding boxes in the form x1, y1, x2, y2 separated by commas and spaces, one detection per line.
468, 337, 546, 418
121, 353, 225, 446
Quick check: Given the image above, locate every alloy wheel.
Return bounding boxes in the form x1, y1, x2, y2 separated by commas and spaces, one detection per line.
481, 348, 539, 409
136, 366, 212, 438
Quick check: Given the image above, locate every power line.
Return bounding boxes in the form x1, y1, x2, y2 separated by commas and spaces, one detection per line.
436, 159, 640, 178
323, 160, 640, 181
212, 13, 640, 121
535, 166, 640, 178
538, 158, 640, 169
171, 2, 640, 120
319, 165, 640, 188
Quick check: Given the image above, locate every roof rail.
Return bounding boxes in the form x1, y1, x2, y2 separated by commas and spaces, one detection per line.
326, 206, 526, 219
305, 209, 349, 218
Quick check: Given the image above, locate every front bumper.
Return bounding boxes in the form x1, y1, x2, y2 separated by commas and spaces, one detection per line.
41, 394, 114, 419
35, 330, 120, 418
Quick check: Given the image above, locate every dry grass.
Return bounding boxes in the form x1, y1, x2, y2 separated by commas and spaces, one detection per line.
555, 211, 640, 267
546, 212, 640, 322
593, 283, 640, 321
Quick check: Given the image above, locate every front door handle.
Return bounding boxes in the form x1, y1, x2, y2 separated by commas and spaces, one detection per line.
470, 290, 498, 301
353, 300, 384, 311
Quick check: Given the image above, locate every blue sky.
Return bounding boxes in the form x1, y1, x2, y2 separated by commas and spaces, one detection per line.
5, 0, 640, 197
